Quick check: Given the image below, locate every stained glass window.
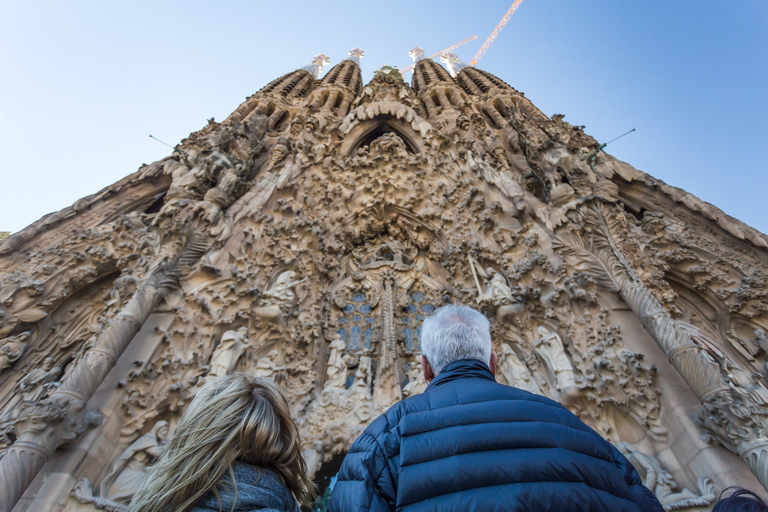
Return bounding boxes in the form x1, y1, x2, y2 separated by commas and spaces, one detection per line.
399, 291, 435, 351
337, 293, 375, 351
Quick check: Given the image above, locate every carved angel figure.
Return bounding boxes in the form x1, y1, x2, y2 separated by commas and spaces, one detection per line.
498, 343, 541, 395
468, 257, 514, 306
100, 420, 170, 504
207, 327, 250, 379
262, 270, 303, 309
533, 326, 579, 403
617, 442, 715, 510
0, 330, 32, 373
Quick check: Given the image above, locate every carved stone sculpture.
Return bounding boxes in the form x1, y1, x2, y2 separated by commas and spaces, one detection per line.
617, 442, 715, 511
2, 57, 768, 510
0, 330, 32, 373
498, 343, 541, 394
99, 421, 169, 504
253, 349, 286, 379
402, 361, 427, 397
324, 336, 348, 390
534, 326, 579, 403
206, 327, 250, 380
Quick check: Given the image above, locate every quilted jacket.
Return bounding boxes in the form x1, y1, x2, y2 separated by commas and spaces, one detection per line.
328, 359, 663, 512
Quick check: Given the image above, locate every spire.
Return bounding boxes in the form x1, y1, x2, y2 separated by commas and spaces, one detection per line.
440, 52, 468, 77
347, 47, 364, 65
409, 47, 425, 63
301, 54, 330, 79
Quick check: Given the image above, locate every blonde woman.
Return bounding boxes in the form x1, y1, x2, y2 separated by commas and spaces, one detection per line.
132, 373, 314, 512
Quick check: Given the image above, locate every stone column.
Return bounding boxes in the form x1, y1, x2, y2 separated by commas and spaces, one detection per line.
0, 267, 176, 512
559, 203, 768, 491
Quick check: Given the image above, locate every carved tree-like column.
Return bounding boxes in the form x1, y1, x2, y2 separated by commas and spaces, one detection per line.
0, 264, 179, 512
557, 203, 768, 491
373, 275, 402, 410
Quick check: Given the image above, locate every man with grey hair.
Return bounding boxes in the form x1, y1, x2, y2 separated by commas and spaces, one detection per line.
329, 304, 662, 512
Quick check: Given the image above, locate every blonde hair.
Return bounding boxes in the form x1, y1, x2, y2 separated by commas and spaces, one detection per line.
132, 373, 315, 512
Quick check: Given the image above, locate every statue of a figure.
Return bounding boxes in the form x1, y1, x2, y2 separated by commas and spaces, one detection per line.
533, 327, 579, 403
324, 336, 348, 390
722, 358, 768, 406
207, 327, 250, 379
262, 271, 303, 309
0, 330, 32, 373
617, 442, 715, 510
498, 344, 541, 394
468, 257, 514, 306
755, 328, 768, 354
352, 356, 372, 394
402, 362, 427, 397
99, 421, 170, 504
253, 349, 286, 379
17, 357, 61, 402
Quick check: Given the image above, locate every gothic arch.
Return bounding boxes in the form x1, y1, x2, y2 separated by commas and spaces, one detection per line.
340, 116, 426, 156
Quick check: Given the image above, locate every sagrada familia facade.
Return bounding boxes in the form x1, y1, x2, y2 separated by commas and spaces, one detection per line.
1, 49, 767, 511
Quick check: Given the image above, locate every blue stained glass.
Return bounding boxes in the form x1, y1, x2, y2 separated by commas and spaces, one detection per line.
404, 304, 417, 314
338, 328, 346, 341
360, 304, 371, 314
402, 317, 410, 325
416, 326, 422, 349
411, 291, 425, 303
344, 304, 355, 313
366, 317, 375, 324
422, 304, 435, 313
351, 292, 366, 303
345, 374, 355, 389
416, 315, 424, 321
353, 315, 361, 322
364, 328, 372, 349
404, 328, 413, 350
351, 326, 361, 350
338, 318, 346, 324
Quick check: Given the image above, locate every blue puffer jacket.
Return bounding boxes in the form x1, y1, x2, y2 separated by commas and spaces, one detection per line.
328, 359, 663, 512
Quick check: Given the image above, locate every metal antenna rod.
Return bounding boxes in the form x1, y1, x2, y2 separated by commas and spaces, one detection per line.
603, 128, 636, 148
149, 134, 174, 149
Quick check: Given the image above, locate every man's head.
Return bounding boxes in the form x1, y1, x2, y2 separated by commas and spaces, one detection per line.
420, 304, 496, 381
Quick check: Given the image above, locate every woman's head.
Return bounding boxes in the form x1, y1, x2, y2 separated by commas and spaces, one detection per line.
713, 488, 768, 512
132, 373, 314, 512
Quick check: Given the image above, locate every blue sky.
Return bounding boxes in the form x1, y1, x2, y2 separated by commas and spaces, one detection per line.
1, 1, 767, 235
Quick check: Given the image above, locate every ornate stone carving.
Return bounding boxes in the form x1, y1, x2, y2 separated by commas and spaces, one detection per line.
617, 442, 716, 511
534, 326, 579, 403
205, 327, 251, 381
2, 61, 767, 509
497, 343, 541, 394
99, 420, 169, 503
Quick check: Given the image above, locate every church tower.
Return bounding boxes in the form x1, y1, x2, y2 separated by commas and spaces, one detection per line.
1, 51, 767, 511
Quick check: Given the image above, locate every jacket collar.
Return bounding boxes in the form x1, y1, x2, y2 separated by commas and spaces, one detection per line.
425, 358, 495, 392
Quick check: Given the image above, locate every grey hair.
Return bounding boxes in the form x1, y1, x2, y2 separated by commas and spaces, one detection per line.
420, 304, 492, 374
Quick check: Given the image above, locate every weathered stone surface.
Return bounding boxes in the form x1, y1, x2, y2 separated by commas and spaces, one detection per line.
0, 57, 767, 511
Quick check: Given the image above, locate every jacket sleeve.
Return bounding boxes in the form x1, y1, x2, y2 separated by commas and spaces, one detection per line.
327, 431, 396, 512
611, 445, 665, 512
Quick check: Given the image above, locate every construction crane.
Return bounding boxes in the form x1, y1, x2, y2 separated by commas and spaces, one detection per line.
400, 34, 478, 74
470, 0, 525, 66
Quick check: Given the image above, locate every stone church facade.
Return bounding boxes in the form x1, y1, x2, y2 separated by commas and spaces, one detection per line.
1, 52, 767, 511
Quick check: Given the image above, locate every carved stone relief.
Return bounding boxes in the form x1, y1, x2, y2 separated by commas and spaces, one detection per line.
0, 59, 766, 510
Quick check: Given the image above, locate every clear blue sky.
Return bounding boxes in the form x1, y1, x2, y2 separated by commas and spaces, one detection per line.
1, 1, 767, 235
